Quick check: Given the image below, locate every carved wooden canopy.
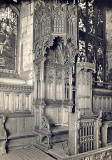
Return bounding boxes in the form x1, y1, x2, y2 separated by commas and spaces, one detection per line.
33, 0, 78, 66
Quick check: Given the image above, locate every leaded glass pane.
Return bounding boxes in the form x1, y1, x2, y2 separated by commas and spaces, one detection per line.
78, 0, 105, 83
0, 5, 17, 71
88, 36, 95, 63
79, 40, 86, 56
78, 0, 86, 58
97, 8, 104, 39
97, 41, 104, 81
79, 0, 86, 32
88, 0, 95, 35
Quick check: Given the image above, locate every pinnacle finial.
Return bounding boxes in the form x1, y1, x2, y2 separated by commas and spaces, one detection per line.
13, 0, 17, 2
73, 0, 76, 5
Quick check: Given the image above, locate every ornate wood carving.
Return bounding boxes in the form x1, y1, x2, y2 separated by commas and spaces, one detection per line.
33, 0, 77, 65
0, 82, 33, 112
0, 115, 7, 155
41, 115, 50, 133
33, 1, 78, 150
0, 82, 33, 93
47, 69, 55, 84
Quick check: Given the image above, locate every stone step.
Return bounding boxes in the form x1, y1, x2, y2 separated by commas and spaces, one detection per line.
0, 146, 55, 160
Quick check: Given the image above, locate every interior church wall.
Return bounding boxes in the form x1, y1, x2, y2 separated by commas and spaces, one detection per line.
18, 0, 34, 84
0, 0, 34, 85
106, 8, 112, 82
0, 1, 35, 151
0, 0, 112, 155
0, 3, 19, 78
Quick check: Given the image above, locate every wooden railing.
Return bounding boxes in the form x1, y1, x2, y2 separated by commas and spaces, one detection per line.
0, 82, 33, 112
93, 88, 112, 113
79, 121, 95, 153
72, 85, 112, 113
93, 81, 112, 89
56, 146, 112, 160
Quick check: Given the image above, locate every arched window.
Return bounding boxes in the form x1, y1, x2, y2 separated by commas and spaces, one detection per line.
78, 0, 106, 83
0, 4, 18, 73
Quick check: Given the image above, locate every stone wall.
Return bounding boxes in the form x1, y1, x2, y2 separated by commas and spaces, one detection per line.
18, 1, 34, 83
106, 8, 112, 81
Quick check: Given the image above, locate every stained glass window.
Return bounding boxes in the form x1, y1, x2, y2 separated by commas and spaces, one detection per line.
0, 5, 18, 71
78, 0, 105, 83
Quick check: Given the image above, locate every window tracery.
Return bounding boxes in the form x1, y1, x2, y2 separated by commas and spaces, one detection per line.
78, 0, 106, 83
0, 5, 18, 72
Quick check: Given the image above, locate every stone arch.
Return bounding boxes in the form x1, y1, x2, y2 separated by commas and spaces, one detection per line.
10, 4, 20, 16
44, 36, 66, 66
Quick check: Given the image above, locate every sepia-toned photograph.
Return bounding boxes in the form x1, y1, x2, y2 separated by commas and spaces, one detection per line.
0, 0, 112, 159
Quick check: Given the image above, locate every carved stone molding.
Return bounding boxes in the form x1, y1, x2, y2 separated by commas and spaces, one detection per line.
0, 82, 33, 94
43, 37, 77, 69
77, 62, 96, 74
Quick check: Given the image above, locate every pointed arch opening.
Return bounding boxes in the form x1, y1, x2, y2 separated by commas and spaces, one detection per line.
0, 3, 19, 76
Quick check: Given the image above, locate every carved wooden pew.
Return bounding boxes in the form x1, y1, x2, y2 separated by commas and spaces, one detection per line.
0, 115, 7, 155
34, 114, 68, 150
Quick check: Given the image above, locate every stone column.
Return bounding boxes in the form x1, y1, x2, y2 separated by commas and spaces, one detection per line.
62, 69, 65, 101
25, 94, 30, 110
8, 93, 12, 112
33, 63, 38, 101
5, 92, 10, 111
2, 92, 5, 111
69, 67, 73, 101
39, 58, 46, 129
40, 59, 45, 100
16, 93, 20, 111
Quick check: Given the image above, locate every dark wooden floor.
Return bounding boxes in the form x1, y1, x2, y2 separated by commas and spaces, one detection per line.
0, 146, 55, 160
